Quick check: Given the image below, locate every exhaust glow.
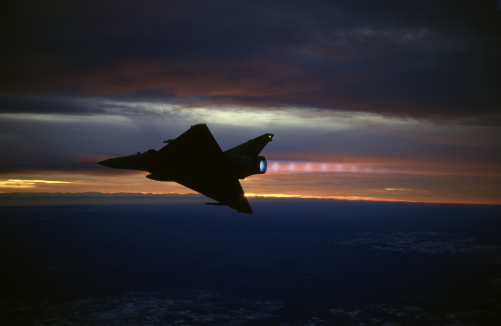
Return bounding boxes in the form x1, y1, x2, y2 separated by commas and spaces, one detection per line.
268, 161, 395, 174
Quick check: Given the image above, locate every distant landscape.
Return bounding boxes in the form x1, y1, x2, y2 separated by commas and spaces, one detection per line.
1, 194, 500, 325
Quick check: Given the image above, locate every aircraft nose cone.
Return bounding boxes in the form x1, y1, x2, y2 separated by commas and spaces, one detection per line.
96, 158, 117, 169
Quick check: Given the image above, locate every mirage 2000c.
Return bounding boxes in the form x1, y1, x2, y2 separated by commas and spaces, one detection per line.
96, 124, 273, 213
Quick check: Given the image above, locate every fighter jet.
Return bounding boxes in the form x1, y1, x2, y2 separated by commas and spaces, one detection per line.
96, 124, 273, 213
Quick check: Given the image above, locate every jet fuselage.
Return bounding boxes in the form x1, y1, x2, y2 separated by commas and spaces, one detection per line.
96, 124, 273, 213
97, 151, 268, 180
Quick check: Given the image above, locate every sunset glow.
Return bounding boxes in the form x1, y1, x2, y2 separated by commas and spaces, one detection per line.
245, 193, 416, 203
0, 179, 71, 188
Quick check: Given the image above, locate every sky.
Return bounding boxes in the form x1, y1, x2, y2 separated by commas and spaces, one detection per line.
1, 0, 500, 204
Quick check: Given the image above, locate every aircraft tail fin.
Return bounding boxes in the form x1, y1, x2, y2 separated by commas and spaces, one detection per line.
224, 133, 273, 156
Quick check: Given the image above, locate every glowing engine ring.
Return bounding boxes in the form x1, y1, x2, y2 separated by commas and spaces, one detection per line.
259, 159, 267, 173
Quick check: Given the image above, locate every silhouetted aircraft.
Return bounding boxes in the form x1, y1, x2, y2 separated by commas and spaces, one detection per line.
96, 124, 273, 213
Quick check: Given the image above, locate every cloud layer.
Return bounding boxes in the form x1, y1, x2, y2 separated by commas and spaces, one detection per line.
1, 0, 500, 122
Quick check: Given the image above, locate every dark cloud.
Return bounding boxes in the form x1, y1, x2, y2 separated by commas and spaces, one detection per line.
0, 96, 104, 114
1, 0, 500, 122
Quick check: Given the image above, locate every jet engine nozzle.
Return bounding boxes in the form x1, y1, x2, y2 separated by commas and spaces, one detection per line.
253, 156, 267, 174
259, 158, 267, 173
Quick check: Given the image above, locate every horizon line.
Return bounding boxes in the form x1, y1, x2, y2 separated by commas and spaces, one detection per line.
0, 191, 499, 206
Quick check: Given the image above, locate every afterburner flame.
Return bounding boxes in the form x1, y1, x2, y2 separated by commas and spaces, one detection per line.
268, 161, 391, 174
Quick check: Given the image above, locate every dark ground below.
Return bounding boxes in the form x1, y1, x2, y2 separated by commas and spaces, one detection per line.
1, 197, 500, 325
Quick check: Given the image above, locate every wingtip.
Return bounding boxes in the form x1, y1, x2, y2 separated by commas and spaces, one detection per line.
229, 196, 253, 214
